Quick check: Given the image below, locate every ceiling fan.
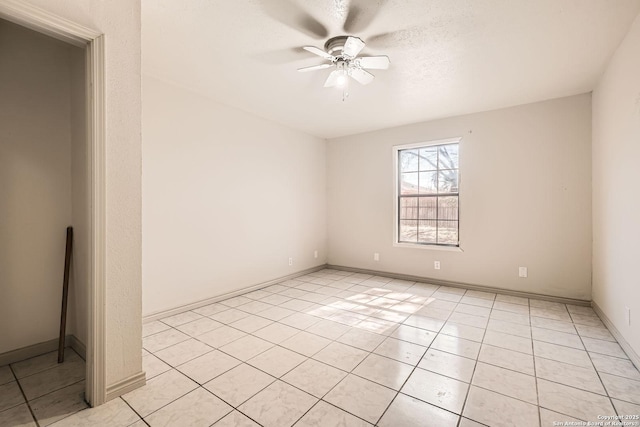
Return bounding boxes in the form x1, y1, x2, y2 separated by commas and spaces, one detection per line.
298, 35, 390, 89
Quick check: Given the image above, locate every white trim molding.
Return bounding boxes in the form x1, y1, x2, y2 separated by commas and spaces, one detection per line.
87, 33, 107, 407
0, 0, 99, 46
143, 265, 326, 323
68, 335, 87, 360
392, 136, 463, 250
106, 371, 146, 402
327, 264, 592, 307
592, 301, 640, 371
0, 335, 84, 366
0, 0, 109, 407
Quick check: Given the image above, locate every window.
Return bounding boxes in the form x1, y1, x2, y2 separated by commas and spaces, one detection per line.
395, 138, 460, 247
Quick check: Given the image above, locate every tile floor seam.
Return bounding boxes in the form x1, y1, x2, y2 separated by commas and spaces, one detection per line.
391, 390, 472, 424
120, 397, 149, 426
280, 329, 405, 424
457, 312, 488, 427
125, 383, 196, 422
286, 400, 327, 427
576, 329, 625, 416
530, 310, 543, 427
533, 374, 609, 397
282, 365, 351, 399
532, 336, 587, 352
11, 347, 83, 381
0, 385, 26, 415
155, 346, 217, 369
537, 400, 589, 423
9, 364, 40, 427
207, 376, 270, 410
233, 378, 313, 425
372, 391, 401, 426
24, 269, 638, 427
371, 315, 446, 425
181, 358, 241, 385
235, 407, 267, 427
346, 354, 408, 392
318, 393, 388, 426
30, 378, 86, 406
476, 345, 537, 377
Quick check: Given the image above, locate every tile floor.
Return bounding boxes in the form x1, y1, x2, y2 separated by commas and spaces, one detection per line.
3, 269, 639, 426
0, 347, 87, 426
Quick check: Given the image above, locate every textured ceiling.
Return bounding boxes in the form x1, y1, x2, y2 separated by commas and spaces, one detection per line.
142, 0, 640, 139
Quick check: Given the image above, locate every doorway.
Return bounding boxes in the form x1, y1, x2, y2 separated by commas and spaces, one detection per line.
0, 2, 107, 409
0, 18, 90, 422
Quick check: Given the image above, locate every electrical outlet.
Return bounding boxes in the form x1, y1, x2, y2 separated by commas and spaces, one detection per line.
434, 261, 440, 270
314, 250, 318, 259
373, 253, 380, 261
626, 306, 631, 326
288, 257, 293, 266
519, 267, 528, 278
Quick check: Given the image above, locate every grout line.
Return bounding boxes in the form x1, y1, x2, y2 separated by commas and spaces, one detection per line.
372, 339, 430, 424
8, 346, 83, 381
139, 269, 638, 426
288, 399, 322, 426
122, 385, 196, 423
530, 301, 543, 427
574, 323, 620, 416
456, 298, 490, 426
120, 397, 151, 426
8, 364, 40, 427
372, 302, 451, 425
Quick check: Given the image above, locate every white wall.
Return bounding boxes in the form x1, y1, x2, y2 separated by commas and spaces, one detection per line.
18, 0, 143, 389
0, 19, 75, 354
592, 13, 640, 357
142, 75, 327, 316
327, 94, 592, 300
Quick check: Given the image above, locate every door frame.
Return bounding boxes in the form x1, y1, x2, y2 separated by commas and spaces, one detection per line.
0, 0, 107, 406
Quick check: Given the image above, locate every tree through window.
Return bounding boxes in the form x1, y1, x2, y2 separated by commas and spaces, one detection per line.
396, 140, 460, 246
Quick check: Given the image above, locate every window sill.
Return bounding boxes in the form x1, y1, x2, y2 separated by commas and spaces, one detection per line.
393, 242, 464, 252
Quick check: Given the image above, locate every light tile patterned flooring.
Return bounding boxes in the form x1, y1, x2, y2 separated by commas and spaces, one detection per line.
0, 348, 87, 426
3, 269, 639, 426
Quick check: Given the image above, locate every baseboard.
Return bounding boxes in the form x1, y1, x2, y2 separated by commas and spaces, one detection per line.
106, 371, 146, 401
68, 335, 86, 360
591, 301, 640, 370
327, 264, 592, 307
142, 264, 327, 323
0, 334, 83, 366
142, 262, 592, 325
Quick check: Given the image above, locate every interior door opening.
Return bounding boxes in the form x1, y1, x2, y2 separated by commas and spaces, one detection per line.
0, 17, 92, 415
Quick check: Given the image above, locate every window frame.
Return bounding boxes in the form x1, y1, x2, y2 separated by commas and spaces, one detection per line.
392, 137, 463, 251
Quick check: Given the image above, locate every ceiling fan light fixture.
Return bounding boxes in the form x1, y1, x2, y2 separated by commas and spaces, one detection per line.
298, 35, 389, 95
335, 61, 348, 87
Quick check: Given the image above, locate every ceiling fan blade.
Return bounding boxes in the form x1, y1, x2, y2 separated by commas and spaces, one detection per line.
260, 0, 328, 39
343, 0, 387, 33
303, 46, 334, 61
324, 70, 340, 87
298, 63, 332, 72
357, 56, 390, 70
349, 67, 374, 85
343, 36, 365, 58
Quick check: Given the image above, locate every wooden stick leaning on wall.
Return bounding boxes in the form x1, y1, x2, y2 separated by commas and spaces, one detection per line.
58, 226, 73, 363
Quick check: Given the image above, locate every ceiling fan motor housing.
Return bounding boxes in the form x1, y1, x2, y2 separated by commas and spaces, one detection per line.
324, 35, 350, 57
